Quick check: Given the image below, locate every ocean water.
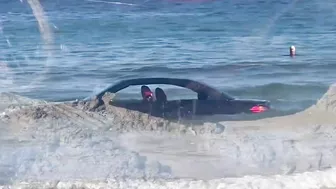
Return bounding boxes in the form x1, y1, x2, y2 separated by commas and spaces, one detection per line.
1, 0, 336, 113
2, 1, 336, 187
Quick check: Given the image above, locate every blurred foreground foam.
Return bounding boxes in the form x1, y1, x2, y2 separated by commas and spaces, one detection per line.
0, 83, 336, 189
6, 167, 336, 189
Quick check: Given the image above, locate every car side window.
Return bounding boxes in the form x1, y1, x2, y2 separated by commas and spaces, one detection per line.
197, 92, 208, 100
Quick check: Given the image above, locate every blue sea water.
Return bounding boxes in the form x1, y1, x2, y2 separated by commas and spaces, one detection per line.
0, 0, 335, 113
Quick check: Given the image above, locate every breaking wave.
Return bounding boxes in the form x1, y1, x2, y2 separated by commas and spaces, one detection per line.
0, 84, 336, 188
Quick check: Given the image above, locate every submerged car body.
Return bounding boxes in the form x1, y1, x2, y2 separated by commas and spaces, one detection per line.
86, 78, 271, 119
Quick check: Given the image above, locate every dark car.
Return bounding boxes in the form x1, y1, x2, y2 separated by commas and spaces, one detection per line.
85, 77, 271, 119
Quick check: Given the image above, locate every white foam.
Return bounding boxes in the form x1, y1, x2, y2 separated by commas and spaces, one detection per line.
5, 168, 336, 189
1, 111, 336, 188
1, 85, 336, 188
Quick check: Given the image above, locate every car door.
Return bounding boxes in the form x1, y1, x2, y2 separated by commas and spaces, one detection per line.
194, 99, 235, 115
215, 99, 236, 114
194, 99, 219, 115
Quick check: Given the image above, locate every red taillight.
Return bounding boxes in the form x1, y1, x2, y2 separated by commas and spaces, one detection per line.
250, 105, 268, 113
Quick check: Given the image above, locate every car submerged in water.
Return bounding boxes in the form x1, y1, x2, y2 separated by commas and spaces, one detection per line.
85, 77, 271, 119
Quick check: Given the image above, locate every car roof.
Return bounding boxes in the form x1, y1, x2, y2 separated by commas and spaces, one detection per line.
85, 77, 234, 100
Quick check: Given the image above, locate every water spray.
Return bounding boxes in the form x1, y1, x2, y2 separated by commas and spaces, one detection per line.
24, 0, 54, 90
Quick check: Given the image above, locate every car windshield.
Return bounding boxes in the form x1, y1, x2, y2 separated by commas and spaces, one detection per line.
112, 84, 198, 101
